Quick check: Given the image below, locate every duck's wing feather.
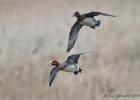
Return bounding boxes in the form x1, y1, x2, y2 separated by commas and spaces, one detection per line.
49, 67, 59, 87
84, 12, 117, 17
66, 52, 94, 64
66, 53, 82, 64
66, 21, 83, 52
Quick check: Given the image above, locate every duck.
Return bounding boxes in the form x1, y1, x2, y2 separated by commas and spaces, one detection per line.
48, 52, 94, 87
66, 11, 116, 52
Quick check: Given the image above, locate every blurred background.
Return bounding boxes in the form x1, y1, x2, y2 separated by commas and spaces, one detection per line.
0, 0, 140, 100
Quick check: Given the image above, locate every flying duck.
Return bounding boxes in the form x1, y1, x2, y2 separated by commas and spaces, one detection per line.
66, 11, 116, 52
48, 52, 94, 87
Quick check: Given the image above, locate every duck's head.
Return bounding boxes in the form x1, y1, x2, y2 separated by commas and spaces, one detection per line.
73, 11, 80, 17
49, 60, 59, 66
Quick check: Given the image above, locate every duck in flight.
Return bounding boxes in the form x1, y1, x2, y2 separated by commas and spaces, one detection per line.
66, 11, 116, 52
48, 52, 94, 87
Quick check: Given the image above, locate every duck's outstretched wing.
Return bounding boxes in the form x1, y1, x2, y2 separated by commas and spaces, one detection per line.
66, 52, 95, 64
66, 21, 83, 52
49, 67, 59, 87
85, 12, 117, 17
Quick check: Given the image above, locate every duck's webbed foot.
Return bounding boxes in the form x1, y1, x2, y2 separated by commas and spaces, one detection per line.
96, 20, 101, 27
74, 68, 82, 75
74, 71, 78, 75
79, 68, 82, 73
90, 26, 96, 29
90, 20, 101, 29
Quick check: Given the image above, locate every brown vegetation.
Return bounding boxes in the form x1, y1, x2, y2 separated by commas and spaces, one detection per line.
0, 0, 140, 100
